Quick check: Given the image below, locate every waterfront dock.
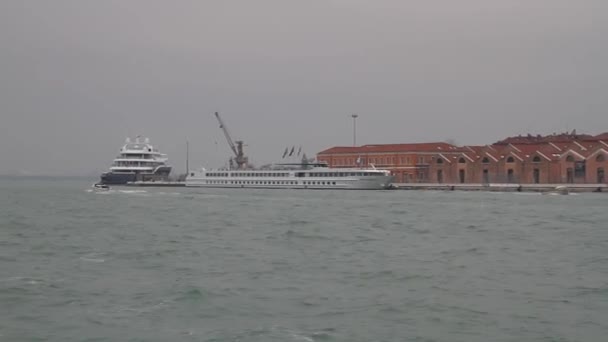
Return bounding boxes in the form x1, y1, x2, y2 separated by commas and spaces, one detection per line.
392, 183, 606, 193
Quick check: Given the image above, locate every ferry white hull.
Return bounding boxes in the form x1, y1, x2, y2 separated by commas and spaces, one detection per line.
186, 168, 394, 190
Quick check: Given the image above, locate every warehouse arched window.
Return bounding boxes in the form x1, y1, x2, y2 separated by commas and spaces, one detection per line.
458, 157, 466, 164
532, 156, 541, 163
506, 156, 515, 163
566, 155, 575, 162
481, 157, 490, 164
436, 158, 443, 164
597, 154, 605, 162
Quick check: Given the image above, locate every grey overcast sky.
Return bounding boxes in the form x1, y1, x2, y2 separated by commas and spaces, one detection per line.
1, 0, 606, 176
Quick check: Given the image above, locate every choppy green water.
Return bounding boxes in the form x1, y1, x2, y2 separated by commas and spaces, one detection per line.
1, 178, 607, 342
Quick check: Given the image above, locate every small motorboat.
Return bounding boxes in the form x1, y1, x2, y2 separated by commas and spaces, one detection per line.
92, 183, 110, 191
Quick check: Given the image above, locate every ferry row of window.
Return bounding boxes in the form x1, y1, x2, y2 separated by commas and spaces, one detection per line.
200, 180, 339, 185
204, 172, 378, 177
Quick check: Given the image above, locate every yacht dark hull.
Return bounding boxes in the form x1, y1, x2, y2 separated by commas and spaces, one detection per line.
99, 166, 172, 185
100, 172, 137, 185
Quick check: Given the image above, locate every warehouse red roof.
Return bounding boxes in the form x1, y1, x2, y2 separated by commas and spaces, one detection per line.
593, 132, 608, 140
318, 142, 459, 155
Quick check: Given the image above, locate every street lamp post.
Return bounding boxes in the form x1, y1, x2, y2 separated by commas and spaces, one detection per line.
351, 114, 358, 146
186, 140, 189, 173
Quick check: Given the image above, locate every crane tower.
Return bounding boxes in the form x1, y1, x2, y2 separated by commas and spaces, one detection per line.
214, 112, 248, 169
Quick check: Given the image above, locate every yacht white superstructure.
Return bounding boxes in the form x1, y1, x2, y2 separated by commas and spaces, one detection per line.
100, 136, 172, 184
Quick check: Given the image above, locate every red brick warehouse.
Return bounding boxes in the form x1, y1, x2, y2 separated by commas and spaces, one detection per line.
316, 132, 608, 185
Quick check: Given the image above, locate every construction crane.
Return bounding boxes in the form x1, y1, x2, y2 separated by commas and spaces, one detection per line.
214, 112, 248, 169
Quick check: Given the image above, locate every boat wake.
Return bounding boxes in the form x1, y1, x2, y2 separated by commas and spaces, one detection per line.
86, 189, 186, 197
85, 189, 148, 195
79, 257, 105, 263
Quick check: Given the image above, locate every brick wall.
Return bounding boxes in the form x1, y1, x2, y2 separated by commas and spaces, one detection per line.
317, 140, 608, 184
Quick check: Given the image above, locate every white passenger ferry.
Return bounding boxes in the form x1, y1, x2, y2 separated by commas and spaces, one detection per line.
185, 162, 394, 190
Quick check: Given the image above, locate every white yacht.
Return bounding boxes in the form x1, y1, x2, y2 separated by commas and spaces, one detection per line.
185, 162, 394, 190
99, 136, 172, 184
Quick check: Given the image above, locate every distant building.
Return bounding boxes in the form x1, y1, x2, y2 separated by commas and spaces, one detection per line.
317, 132, 608, 185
